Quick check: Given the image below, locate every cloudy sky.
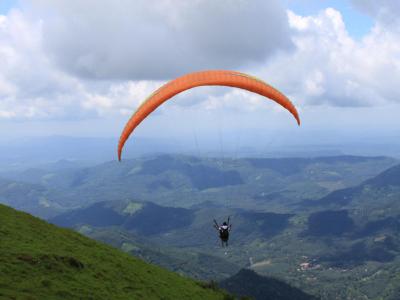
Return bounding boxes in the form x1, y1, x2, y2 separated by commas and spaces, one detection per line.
0, 0, 399, 150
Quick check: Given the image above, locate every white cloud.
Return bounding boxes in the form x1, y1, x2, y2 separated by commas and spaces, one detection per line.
0, 10, 87, 120
256, 8, 400, 107
352, 0, 400, 29
0, 8, 164, 121
81, 80, 162, 116
1, 1, 400, 132
26, 0, 291, 80
0, 1, 293, 122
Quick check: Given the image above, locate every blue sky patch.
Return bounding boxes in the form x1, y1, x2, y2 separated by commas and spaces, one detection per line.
0, 0, 18, 14
287, 0, 374, 39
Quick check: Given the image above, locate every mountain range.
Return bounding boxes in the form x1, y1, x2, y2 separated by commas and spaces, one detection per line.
3, 154, 400, 299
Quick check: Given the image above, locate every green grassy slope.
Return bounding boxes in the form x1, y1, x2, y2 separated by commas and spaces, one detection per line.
0, 204, 229, 300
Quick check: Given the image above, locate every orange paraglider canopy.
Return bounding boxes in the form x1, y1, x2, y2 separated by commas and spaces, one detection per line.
118, 70, 300, 161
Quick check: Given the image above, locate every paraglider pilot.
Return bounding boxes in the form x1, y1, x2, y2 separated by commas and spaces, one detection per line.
214, 217, 232, 247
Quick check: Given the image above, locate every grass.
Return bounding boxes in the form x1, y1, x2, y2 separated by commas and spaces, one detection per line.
0, 204, 229, 300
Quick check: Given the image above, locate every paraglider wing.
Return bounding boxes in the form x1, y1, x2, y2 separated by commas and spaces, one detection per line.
118, 70, 300, 161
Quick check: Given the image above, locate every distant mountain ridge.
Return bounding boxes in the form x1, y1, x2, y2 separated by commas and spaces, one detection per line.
50, 200, 195, 235
0, 154, 396, 217
3, 155, 400, 299
313, 163, 400, 211
50, 199, 294, 244
220, 269, 318, 300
